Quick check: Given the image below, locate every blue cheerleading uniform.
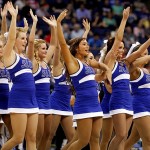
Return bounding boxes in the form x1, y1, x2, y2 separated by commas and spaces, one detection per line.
130, 68, 150, 119
0, 67, 10, 114
6, 54, 39, 113
101, 84, 111, 118
110, 61, 133, 115
70, 59, 103, 120
50, 69, 73, 116
33, 63, 51, 114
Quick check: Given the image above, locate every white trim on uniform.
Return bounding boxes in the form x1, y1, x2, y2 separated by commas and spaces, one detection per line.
133, 112, 150, 119
35, 78, 50, 84
73, 112, 103, 120
0, 78, 8, 84
59, 81, 69, 85
138, 83, 150, 89
33, 66, 41, 77
112, 61, 118, 74
70, 59, 83, 77
7, 54, 20, 69
8, 108, 39, 113
15, 69, 32, 77
113, 74, 130, 82
38, 109, 52, 114
79, 74, 95, 84
130, 68, 144, 83
51, 109, 73, 116
53, 69, 65, 79
0, 109, 9, 114
110, 109, 133, 116
103, 113, 112, 119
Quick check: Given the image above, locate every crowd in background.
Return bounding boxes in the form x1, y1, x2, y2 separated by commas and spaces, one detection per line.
0, 0, 150, 59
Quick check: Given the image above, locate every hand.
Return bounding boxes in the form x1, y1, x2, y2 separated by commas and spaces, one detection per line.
1, 4, 7, 17
43, 15, 57, 27
82, 19, 90, 32
57, 9, 67, 23
100, 45, 107, 56
23, 18, 28, 32
123, 7, 130, 20
7, 1, 18, 17
30, 9, 38, 23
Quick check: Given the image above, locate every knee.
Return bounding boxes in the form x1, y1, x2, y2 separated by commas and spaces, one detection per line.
12, 135, 24, 145
90, 134, 100, 144
26, 134, 36, 143
116, 131, 127, 141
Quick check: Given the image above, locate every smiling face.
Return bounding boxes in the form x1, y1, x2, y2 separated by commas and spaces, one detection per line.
15, 32, 27, 53
38, 43, 47, 59
34, 39, 47, 61
77, 39, 89, 57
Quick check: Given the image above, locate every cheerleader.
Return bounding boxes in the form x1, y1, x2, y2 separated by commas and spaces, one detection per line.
2, 2, 38, 150
26, 12, 57, 150
129, 40, 150, 149
57, 10, 111, 150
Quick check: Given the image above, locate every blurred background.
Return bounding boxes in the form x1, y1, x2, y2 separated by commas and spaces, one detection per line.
0, 0, 149, 150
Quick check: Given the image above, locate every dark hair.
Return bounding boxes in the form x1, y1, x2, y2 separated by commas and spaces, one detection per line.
132, 44, 141, 53
106, 37, 125, 54
106, 37, 115, 53
65, 65, 76, 96
67, 37, 85, 56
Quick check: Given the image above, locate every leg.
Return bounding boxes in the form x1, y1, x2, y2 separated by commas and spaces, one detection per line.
100, 118, 113, 150
2, 114, 13, 138
38, 114, 52, 150
108, 113, 127, 150
67, 118, 93, 150
1, 113, 27, 150
46, 115, 61, 149
25, 113, 38, 150
118, 115, 133, 150
61, 116, 75, 142
89, 117, 102, 150
125, 123, 140, 150
36, 114, 44, 148
62, 129, 78, 150
134, 116, 150, 150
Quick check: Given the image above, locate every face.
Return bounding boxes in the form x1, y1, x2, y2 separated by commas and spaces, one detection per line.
15, 32, 27, 52
0, 41, 4, 58
117, 42, 124, 59
77, 39, 89, 57
38, 43, 47, 59
87, 52, 94, 60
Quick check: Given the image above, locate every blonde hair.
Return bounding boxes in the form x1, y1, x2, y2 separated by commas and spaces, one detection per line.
0, 34, 6, 61
16, 27, 27, 38
34, 39, 46, 62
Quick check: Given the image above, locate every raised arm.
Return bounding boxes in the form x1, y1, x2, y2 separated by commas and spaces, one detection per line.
82, 19, 90, 39
126, 38, 150, 64
105, 7, 130, 67
3, 2, 18, 64
1, 4, 8, 34
43, 15, 57, 64
131, 55, 150, 70
27, 9, 38, 61
57, 10, 79, 74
